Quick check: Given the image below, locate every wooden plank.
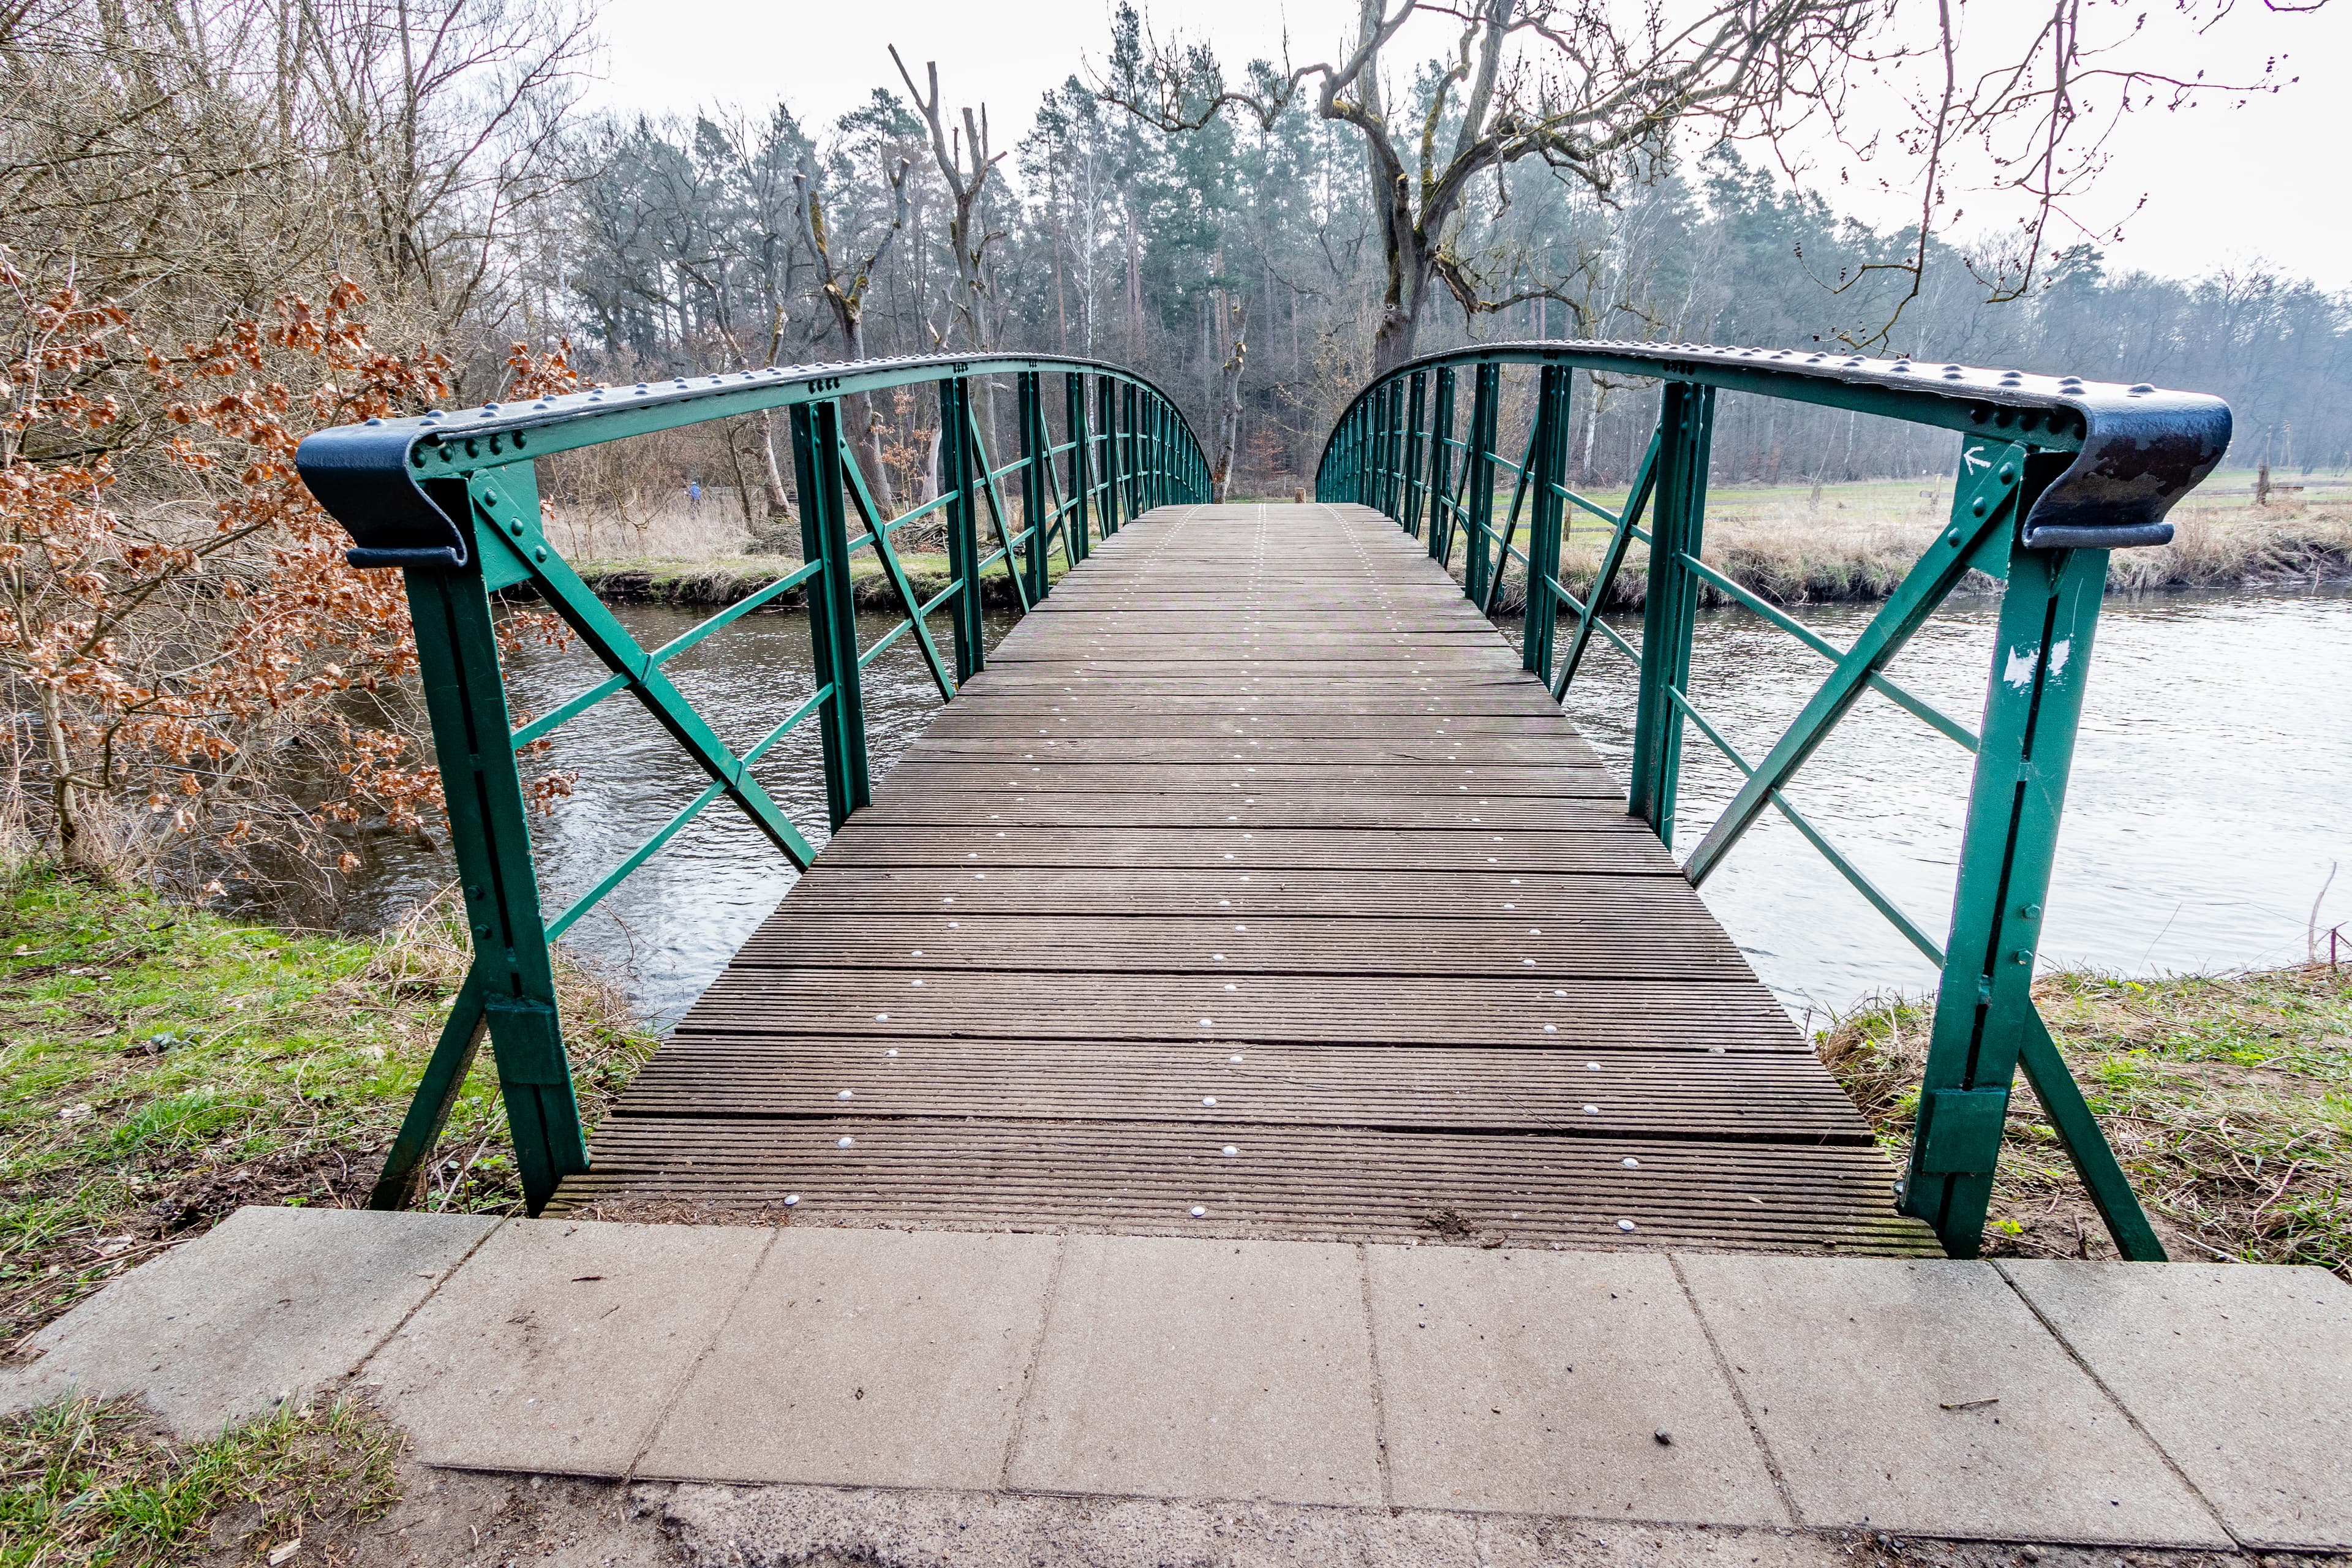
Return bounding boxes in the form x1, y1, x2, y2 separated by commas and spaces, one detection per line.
559, 503, 1935, 1257
814, 825, 1683, 872
679, 969, 1806, 1052
609, 1040, 1870, 1142
554, 1119, 1932, 1253
728, 914, 1753, 978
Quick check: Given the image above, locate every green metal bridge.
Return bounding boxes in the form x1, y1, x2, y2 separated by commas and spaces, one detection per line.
297, 342, 2229, 1262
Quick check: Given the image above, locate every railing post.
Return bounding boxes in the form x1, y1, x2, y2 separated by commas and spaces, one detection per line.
1096, 375, 1118, 535
382, 518, 586, 1215
1463, 363, 1501, 605
938, 376, 986, 682
1626, 380, 1714, 846
1373, 380, 1392, 517
1147, 397, 1161, 511
790, 398, 872, 828
1018, 371, 1050, 601
1129, 380, 1147, 517
1427, 368, 1458, 564
1521, 364, 1572, 679
1065, 372, 1091, 561
1901, 514, 2144, 1257
1403, 371, 1428, 537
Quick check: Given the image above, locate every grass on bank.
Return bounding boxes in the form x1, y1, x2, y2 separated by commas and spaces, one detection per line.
0, 869, 657, 1349
1819, 963, 2352, 1276
0, 1392, 399, 1568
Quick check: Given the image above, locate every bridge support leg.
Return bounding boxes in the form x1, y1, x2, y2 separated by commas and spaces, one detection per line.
1627, 382, 1714, 846
371, 557, 586, 1215
1902, 528, 2163, 1259
940, 377, 986, 683
791, 399, 872, 829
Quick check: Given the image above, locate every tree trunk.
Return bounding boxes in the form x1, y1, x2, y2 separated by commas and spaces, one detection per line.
1212, 303, 1247, 502
758, 409, 790, 516
38, 685, 97, 870
834, 311, 897, 512
1369, 232, 1435, 375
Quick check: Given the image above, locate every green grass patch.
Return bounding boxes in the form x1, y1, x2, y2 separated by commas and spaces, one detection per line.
1818, 963, 2351, 1274
0, 869, 657, 1346
0, 1392, 399, 1567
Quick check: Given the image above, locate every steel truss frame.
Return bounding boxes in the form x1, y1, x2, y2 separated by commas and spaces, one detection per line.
298, 353, 1210, 1213
1315, 339, 2230, 1261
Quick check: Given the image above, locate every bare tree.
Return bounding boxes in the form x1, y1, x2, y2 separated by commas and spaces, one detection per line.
890, 46, 1004, 354
1105, 0, 1868, 372
796, 143, 910, 505
292, 0, 598, 331
1803, 0, 2301, 349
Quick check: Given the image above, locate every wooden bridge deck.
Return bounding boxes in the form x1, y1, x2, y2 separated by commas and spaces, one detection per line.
556, 504, 1938, 1254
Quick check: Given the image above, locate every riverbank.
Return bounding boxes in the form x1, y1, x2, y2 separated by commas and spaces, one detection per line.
0, 869, 658, 1351
7, 866, 2342, 1347
544, 497, 2351, 615
1818, 963, 2351, 1277
548, 548, 1062, 614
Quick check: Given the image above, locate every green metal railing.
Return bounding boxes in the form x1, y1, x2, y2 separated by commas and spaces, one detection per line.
1317, 341, 2233, 1262
299, 353, 1210, 1213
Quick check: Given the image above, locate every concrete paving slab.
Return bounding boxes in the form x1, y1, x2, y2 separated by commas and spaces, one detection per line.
637, 1227, 1060, 1488
1, 1206, 494, 1438
361, 1216, 771, 1476
1676, 1254, 2228, 1547
1005, 1234, 1384, 1507
1366, 1247, 1785, 1525
2002, 1260, 2352, 1550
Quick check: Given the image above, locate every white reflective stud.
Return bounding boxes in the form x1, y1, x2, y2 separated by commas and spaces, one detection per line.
1617, 1218, 1637, 1232
838, 1137, 855, 1148
1190, 1205, 1207, 1218
839, 1090, 854, 1100
784, 1194, 799, 1206
1623, 1157, 1640, 1169
1223, 1145, 1238, 1156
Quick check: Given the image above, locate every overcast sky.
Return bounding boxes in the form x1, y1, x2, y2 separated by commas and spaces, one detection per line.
582, 0, 2351, 291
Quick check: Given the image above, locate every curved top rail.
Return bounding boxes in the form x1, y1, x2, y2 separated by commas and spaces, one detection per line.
298, 350, 1204, 570
1317, 339, 2231, 549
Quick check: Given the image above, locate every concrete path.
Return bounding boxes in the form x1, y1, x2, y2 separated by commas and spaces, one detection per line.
6, 1207, 2347, 1553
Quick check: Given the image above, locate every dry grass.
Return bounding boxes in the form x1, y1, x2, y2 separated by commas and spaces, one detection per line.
1817, 963, 2352, 1274
1457, 477, 2352, 611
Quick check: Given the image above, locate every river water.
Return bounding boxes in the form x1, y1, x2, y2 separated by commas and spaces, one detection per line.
347, 586, 2352, 1030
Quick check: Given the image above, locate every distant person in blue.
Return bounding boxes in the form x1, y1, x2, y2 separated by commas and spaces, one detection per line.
687, 480, 703, 509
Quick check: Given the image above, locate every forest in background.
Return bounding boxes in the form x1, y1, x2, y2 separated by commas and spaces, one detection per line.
4, 0, 2345, 883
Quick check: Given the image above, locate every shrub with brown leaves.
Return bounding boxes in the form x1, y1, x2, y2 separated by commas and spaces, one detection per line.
0, 260, 553, 888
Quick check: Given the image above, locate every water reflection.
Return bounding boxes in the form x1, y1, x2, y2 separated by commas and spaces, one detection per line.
346, 587, 2352, 1030
1562, 586, 2352, 1025
346, 608, 1003, 1026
